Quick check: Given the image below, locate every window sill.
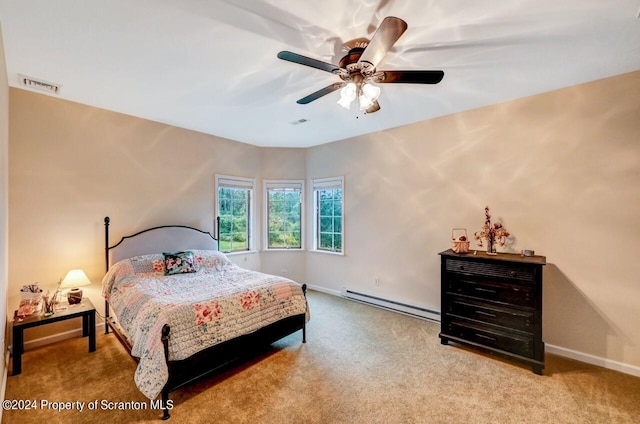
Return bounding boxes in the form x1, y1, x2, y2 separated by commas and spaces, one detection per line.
263, 248, 306, 252
223, 250, 258, 256
310, 249, 344, 256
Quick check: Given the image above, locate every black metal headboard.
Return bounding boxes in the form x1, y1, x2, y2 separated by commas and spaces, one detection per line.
104, 216, 220, 272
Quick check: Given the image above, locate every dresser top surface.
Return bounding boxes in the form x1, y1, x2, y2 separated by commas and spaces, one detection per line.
439, 249, 546, 265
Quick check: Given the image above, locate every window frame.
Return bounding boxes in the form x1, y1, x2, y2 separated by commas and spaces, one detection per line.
312, 176, 344, 255
263, 179, 305, 251
215, 174, 256, 254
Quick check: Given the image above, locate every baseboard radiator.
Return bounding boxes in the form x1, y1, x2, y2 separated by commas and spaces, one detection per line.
341, 288, 441, 322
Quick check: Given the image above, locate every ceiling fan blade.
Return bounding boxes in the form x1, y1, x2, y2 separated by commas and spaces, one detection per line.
278, 51, 341, 74
296, 82, 345, 104
364, 100, 381, 114
358, 17, 407, 70
376, 70, 444, 84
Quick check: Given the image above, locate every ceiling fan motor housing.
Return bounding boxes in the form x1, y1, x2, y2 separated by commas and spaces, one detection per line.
339, 47, 375, 95
339, 47, 375, 79
339, 47, 364, 69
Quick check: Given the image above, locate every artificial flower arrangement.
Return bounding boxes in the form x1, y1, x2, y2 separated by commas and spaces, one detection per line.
42, 279, 62, 316
474, 206, 510, 255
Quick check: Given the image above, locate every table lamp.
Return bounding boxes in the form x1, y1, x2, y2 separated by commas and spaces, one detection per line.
61, 269, 91, 304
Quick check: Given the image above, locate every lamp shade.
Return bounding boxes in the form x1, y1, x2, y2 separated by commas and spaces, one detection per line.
60, 269, 91, 288
61, 269, 90, 304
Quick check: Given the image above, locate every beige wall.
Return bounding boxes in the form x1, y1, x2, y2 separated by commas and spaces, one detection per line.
8, 89, 308, 341
259, 147, 307, 282
306, 71, 640, 369
1, 23, 10, 393
7, 70, 640, 372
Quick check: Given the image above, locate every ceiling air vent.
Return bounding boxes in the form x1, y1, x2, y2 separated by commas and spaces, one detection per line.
19, 74, 61, 94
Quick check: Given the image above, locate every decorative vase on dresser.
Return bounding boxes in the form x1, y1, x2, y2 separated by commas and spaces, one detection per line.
439, 249, 546, 374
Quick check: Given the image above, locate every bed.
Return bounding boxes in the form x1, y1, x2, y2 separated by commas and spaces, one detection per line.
102, 217, 308, 420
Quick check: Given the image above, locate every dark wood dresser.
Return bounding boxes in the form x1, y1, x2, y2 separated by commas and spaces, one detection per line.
439, 249, 546, 374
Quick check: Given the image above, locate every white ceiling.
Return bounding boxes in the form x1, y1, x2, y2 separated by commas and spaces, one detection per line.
1, 1, 640, 147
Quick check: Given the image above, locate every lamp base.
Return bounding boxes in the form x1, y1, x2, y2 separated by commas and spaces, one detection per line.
67, 288, 83, 304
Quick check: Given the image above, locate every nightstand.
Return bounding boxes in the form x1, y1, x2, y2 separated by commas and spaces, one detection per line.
11, 298, 96, 375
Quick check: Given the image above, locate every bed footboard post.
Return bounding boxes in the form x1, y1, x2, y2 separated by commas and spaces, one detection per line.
104, 301, 110, 334
162, 389, 171, 421
215, 216, 221, 250
161, 324, 171, 420
161, 324, 171, 360
161, 388, 170, 421
104, 217, 111, 334
161, 324, 171, 361
302, 284, 307, 344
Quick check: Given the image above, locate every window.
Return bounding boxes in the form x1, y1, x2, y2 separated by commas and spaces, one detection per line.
264, 180, 304, 250
216, 175, 255, 253
312, 177, 344, 253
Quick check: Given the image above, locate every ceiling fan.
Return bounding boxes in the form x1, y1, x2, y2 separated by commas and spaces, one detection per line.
277, 16, 444, 114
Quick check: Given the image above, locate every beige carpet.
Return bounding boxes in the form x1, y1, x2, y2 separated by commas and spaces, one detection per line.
4, 290, 640, 424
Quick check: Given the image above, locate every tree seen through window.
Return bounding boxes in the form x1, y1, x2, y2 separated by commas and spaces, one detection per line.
218, 187, 249, 252
317, 188, 342, 252
267, 188, 302, 249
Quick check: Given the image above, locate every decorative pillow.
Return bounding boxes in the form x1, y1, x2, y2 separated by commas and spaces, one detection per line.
191, 249, 235, 272
129, 254, 165, 275
163, 251, 196, 275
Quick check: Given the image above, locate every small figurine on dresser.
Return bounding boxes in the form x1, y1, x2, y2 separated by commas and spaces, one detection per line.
451, 228, 470, 253
474, 206, 510, 255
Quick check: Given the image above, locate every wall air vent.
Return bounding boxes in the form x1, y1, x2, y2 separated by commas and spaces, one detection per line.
18, 74, 61, 94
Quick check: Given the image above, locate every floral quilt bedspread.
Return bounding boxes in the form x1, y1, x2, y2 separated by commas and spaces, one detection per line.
102, 250, 308, 400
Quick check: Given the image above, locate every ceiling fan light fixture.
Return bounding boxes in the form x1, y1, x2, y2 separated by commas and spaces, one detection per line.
362, 83, 381, 101
358, 94, 373, 110
337, 96, 353, 109
337, 82, 357, 109
358, 83, 381, 110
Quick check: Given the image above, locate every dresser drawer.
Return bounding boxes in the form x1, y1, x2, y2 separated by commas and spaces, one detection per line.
446, 259, 535, 282
446, 296, 534, 333
446, 278, 534, 308
447, 321, 534, 358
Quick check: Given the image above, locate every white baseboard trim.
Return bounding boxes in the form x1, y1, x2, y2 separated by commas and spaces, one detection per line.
546, 343, 640, 378
24, 327, 84, 350
305, 284, 341, 297
1, 348, 9, 422
11, 321, 104, 352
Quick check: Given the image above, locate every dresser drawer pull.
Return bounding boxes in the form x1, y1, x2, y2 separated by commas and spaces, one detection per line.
474, 287, 496, 293
510, 271, 517, 277
475, 333, 497, 341
475, 310, 497, 318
